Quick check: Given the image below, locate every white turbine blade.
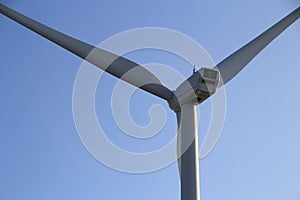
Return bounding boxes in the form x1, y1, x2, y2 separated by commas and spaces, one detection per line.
0, 4, 174, 102
215, 7, 300, 86
176, 111, 182, 179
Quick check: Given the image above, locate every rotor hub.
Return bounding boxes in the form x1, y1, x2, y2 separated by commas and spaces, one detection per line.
169, 67, 220, 112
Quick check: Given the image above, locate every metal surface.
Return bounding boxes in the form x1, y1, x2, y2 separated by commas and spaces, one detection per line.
179, 103, 200, 200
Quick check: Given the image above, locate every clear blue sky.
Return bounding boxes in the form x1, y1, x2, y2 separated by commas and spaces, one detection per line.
1, 0, 299, 199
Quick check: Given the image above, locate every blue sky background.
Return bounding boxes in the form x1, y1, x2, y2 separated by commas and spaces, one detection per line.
1, 0, 300, 200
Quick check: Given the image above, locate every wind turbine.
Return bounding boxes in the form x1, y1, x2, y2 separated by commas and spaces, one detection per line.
1, 4, 299, 200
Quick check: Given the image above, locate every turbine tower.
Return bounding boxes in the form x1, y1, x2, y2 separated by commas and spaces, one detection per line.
1, 4, 299, 200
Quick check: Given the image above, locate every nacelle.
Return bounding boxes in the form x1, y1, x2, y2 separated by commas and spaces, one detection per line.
172, 67, 220, 108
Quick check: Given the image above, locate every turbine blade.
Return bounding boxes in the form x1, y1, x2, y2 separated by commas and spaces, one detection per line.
176, 111, 182, 179
215, 7, 300, 85
0, 4, 174, 102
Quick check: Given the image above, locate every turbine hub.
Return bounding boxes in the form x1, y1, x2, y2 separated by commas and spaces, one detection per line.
169, 67, 220, 111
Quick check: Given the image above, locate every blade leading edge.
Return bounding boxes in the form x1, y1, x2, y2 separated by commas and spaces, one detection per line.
176, 111, 182, 178
215, 6, 300, 86
0, 4, 174, 102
